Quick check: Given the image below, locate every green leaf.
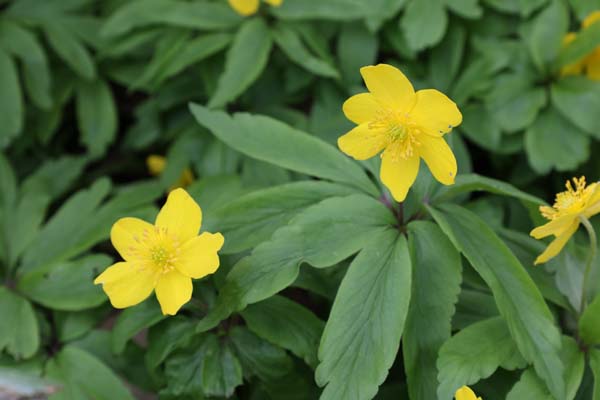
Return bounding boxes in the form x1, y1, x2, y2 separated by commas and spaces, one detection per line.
270, 0, 367, 20
569, 0, 600, 20
400, 0, 448, 51
429, 204, 565, 399
445, 0, 483, 18
433, 173, 545, 206
229, 326, 293, 381
101, 0, 241, 38
551, 77, 600, 136
0, 48, 23, 148
20, 179, 111, 273
337, 23, 378, 85
274, 24, 339, 79
428, 23, 467, 92
579, 295, 600, 346
506, 337, 584, 400
46, 346, 134, 400
146, 318, 196, 371
196, 194, 395, 333
459, 104, 502, 151
21, 156, 87, 201
437, 317, 527, 398
43, 23, 95, 79
526, 0, 568, 73
111, 299, 165, 354
0, 20, 52, 109
556, 21, 600, 69
204, 181, 356, 254
208, 18, 273, 108
190, 105, 378, 195
404, 221, 462, 400
0, 287, 39, 359
241, 295, 324, 368
76, 79, 117, 156
524, 106, 590, 174
486, 74, 547, 133
591, 349, 600, 400
17, 254, 110, 311
0, 153, 17, 210
316, 229, 410, 400
165, 334, 243, 398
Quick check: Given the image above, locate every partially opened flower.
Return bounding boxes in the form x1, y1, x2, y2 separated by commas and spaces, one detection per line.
146, 154, 194, 189
455, 386, 482, 400
338, 64, 462, 202
228, 0, 282, 16
530, 177, 600, 264
94, 189, 224, 315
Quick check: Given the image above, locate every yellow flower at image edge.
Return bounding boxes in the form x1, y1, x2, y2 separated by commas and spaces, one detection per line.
455, 386, 482, 400
338, 64, 462, 202
561, 11, 600, 80
530, 177, 600, 265
228, 0, 282, 16
94, 189, 224, 315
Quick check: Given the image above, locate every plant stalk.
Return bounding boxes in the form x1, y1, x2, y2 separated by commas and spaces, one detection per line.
579, 215, 597, 314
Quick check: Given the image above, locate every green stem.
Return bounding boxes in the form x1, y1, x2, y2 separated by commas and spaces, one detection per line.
579, 215, 597, 314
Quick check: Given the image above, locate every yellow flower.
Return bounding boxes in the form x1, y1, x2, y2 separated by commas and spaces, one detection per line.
530, 177, 600, 265
146, 155, 194, 189
228, 0, 282, 16
338, 64, 462, 202
455, 386, 482, 400
94, 189, 224, 315
561, 11, 600, 80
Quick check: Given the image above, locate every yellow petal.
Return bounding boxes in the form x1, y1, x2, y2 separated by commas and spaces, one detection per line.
418, 135, 457, 185
111, 217, 155, 261
147, 155, 166, 176
584, 184, 600, 218
176, 232, 225, 279
534, 221, 579, 265
155, 270, 192, 315
264, 0, 282, 6
360, 64, 416, 111
583, 11, 600, 28
228, 0, 259, 15
455, 386, 480, 400
530, 215, 577, 239
94, 262, 157, 309
342, 93, 381, 124
155, 188, 202, 243
380, 153, 420, 202
338, 124, 389, 160
411, 89, 462, 135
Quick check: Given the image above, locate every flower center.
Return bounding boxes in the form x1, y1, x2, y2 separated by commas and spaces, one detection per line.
541, 177, 595, 220
369, 108, 421, 161
128, 226, 180, 274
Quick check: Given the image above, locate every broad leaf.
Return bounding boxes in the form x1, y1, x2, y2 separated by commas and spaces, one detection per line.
111, 299, 165, 354
551, 77, 600, 137
0, 48, 22, 148
0, 287, 39, 359
437, 316, 527, 398
76, 79, 117, 157
190, 105, 378, 195
404, 221, 462, 400
579, 294, 600, 346
429, 204, 565, 399
316, 229, 410, 400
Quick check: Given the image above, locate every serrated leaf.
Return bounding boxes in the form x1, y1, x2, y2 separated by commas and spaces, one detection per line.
209, 18, 272, 108
526, 0, 568, 73
404, 221, 462, 400
111, 299, 165, 354
400, 0, 448, 51
551, 77, 600, 136
190, 105, 378, 195
203, 181, 356, 254
316, 229, 410, 400
196, 194, 395, 333
429, 204, 565, 399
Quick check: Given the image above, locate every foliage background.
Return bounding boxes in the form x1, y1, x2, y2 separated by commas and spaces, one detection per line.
1, 0, 600, 399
